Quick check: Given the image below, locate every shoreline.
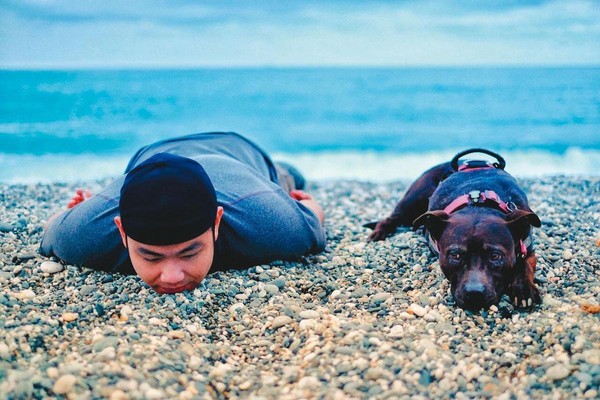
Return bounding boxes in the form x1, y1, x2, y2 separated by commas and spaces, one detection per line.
1, 176, 599, 399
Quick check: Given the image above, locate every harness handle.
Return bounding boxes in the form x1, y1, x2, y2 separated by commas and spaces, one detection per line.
450, 148, 506, 171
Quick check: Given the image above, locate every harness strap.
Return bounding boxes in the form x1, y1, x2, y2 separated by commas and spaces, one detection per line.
443, 190, 514, 215
457, 161, 496, 171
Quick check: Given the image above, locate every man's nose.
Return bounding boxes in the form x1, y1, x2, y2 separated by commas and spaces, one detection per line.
160, 262, 185, 284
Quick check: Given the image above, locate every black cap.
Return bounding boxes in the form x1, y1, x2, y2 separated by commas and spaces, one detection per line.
119, 153, 218, 245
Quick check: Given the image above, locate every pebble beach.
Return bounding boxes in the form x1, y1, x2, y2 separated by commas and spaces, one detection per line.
1, 176, 599, 399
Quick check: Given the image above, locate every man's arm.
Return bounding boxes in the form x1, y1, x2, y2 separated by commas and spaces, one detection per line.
44, 189, 92, 230
39, 177, 132, 274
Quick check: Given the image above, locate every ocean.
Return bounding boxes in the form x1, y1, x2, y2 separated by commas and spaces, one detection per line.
1, 67, 599, 183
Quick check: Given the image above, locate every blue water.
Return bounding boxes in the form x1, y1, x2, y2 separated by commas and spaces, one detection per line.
1, 67, 599, 182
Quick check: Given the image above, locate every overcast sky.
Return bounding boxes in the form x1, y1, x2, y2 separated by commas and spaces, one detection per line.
1, 0, 599, 68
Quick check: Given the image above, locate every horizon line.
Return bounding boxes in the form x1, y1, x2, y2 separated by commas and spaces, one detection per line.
2, 63, 600, 71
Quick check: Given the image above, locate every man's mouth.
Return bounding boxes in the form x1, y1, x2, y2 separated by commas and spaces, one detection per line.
157, 284, 193, 294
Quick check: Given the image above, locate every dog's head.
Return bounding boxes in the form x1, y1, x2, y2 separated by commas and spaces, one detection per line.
414, 208, 541, 310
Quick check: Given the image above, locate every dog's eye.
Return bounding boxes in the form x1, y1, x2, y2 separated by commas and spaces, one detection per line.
490, 251, 503, 262
449, 251, 462, 261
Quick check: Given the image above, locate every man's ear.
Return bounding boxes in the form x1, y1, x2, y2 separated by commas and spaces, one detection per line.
114, 216, 127, 248
213, 206, 224, 241
504, 209, 541, 240
413, 210, 450, 239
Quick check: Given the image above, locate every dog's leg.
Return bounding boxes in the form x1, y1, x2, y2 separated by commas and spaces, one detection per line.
508, 251, 542, 308
368, 162, 453, 241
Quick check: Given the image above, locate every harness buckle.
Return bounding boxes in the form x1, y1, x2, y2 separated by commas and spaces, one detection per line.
468, 190, 481, 203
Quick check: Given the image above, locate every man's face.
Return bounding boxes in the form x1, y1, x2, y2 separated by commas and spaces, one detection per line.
114, 207, 223, 294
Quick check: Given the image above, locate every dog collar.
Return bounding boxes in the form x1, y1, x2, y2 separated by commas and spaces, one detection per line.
428, 190, 530, 258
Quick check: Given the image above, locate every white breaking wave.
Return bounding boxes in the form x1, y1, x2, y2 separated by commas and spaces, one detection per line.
0, 153, 130, 184
2, 147, 599, 184
275, 147, 600, 181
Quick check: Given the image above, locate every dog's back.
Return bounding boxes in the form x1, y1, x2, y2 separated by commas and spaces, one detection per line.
430, 167, 532, 212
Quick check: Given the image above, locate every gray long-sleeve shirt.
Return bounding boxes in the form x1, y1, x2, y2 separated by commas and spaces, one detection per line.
40, 132, 326, 274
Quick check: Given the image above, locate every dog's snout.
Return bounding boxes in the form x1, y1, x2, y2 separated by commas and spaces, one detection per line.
465, 281, 485, 295
462, 281, 488, 310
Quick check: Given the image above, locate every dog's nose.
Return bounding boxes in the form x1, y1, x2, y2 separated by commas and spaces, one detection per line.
463, 282, 488, 310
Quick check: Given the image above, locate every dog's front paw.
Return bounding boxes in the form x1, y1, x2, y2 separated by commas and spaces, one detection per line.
509, 281, 542, 309
368, 228, 391, 242
365, 220, 396, 242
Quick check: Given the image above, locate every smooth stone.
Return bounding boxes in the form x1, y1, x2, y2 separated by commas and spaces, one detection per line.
188, 356, 202, 371
271, 315, 293, 329
299, 319, 317, 330
335, 346, 356, 356
16, 253, 36, 261
264, 284, 279, 295
388, 325, 404, 338
40, 261, 63, 274
13, 290, 36, 300
116, 379, 139, 391
299, 310, 320, 319
583, 349, 600, 364
46, 368, 59, 379
96, 347, 116, 361
229, 303, 245, 313
239, 380, 252, 390
270, 278, 286, 289
365, 367, 386, 380
546, 364, 570, 381
372, 292, 392, 305
109, 390, 128, 400
209, 364, 231, 378
0, 342, 10, 359
0, 222, 13, 232
298, 376, 320, 390
145, 388, 166, 400
53, 374, 77, 394
62, 313, 78, 322
79, 285, 95, 295
563, 249, 573, 260
93, 336, 119, 352
408, 303, 427, 317
168, 330, 185, 339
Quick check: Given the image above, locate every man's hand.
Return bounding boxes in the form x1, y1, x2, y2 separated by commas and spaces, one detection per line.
67, 189, 92, 209
290, 189, 313, 201
290, 190, 324, 223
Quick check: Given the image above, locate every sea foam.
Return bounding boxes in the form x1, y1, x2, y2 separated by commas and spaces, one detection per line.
2, 147, 598, 184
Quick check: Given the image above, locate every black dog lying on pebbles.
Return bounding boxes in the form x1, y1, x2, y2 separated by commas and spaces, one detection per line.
367, 149, 542, 311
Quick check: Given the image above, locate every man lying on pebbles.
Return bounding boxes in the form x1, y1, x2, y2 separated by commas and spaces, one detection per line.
39, 132, 326, 294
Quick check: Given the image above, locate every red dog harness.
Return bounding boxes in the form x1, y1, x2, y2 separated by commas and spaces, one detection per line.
427, 189, 530, 258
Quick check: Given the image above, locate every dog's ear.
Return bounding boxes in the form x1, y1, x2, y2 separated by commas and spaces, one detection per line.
413, 210, 449, 238
504, 209, 541, 239
363, 221, 378, 230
